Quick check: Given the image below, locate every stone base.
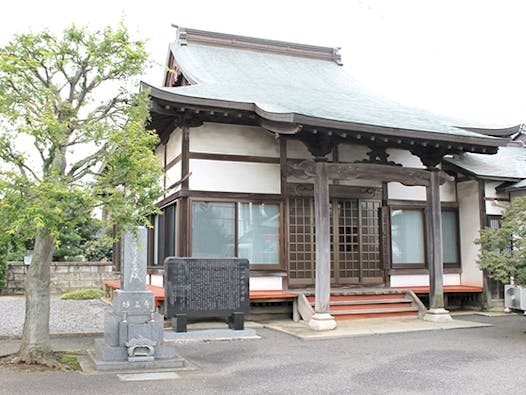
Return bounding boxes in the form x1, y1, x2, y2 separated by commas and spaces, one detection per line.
308, 312, 337, 331
88, 351, 185, 372
90, 338, 184, 371
423, 308, 453, 322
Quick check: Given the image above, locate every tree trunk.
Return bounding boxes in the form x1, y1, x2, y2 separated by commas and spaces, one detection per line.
18, 228, 55, 363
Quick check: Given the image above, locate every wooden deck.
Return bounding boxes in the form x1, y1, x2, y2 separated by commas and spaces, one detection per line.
394, 285, 483, 294
103, 280, 298, 306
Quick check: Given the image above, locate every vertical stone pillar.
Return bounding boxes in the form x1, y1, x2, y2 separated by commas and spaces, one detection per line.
424, 168, 452, 322
92, 227, 183, 370
309, 159, 336, 331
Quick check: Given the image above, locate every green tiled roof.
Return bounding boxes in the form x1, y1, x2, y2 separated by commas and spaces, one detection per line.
148, 28, 512, 148
445, 146, 526, 180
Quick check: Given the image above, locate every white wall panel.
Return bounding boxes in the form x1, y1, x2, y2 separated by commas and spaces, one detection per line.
457, 180, 483, 286
166, 129, 182, 162
287, 139, 314, 159
387, 183, 427, 200
337, 144, 369, 162
250, 276, 282, 291
189, 159, 281, 194
390, 273, 460, 287
190, 123, 279, 157
440, 180, 457, 202
155, 143, 164, 164
165, 162, 182, 192
390, 275, 429, 287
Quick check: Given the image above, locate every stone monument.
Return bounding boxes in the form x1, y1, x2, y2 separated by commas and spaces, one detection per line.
164, 257, 250, 332
90, 227, 184, 371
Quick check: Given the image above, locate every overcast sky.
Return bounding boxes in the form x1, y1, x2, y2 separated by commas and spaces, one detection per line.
2, 0, 526, 127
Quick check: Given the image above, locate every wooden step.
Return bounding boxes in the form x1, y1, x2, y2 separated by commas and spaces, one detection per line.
306, 294, 406, 302
310, 298, 410, 306
305, 291, 421, 321
333, 310, 419, 320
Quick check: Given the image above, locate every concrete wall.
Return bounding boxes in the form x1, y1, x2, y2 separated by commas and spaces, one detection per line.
457, 180, 483, 286
3, 262, 119, 295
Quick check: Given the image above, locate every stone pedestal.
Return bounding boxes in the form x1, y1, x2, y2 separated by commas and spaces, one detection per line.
90, 227, 184, 371
423, 308, 452, 322
309, 312, 337, 331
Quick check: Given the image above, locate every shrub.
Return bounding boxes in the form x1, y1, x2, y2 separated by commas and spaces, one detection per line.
61, 289, 104, 300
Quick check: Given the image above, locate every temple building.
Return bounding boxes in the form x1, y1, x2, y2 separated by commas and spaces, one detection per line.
143, 27, 523, 328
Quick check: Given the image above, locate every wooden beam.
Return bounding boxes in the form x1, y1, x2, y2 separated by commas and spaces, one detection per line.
287, 160, 453, 186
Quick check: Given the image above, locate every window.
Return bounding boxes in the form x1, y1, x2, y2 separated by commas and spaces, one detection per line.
192, 202, 235, 257
390, 207, 460, 268
391, 209, 425, 266
191, 201, 280, 266
442, 210, 459, 266
149, 204, 177, 266
238, 203, 279, 264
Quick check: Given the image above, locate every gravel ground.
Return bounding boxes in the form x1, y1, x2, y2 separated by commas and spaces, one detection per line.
0, 296, 108, 338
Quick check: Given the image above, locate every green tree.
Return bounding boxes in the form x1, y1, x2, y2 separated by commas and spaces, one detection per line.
477, 196, 526, 286
0, 24, 163, 364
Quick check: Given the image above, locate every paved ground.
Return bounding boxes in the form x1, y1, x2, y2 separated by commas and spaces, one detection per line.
1, 312, 526, 394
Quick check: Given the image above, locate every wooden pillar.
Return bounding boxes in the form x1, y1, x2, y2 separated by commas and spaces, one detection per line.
424, 168, 452, 322
309, 159, 336, 331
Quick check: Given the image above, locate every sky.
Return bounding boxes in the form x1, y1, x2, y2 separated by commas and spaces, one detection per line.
2, 0, 526, 127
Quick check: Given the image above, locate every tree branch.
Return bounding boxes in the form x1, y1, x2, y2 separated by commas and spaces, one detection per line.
67, 143, 108, 178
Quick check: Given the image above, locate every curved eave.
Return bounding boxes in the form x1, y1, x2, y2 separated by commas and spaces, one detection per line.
144, 83, 507, 152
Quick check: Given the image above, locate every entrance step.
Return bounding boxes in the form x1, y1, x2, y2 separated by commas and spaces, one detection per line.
302, 290, 425, 321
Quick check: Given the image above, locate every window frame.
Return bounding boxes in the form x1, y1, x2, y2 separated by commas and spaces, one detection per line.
389, 204, 461, 270
189, 197, 283, 270
389, 207, 427, 269
441, 208, 461, 268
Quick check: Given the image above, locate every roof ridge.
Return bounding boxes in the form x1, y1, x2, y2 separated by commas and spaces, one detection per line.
174, 26, 343, 65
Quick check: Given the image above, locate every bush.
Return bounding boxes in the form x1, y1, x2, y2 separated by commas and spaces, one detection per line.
60, 289, 104, 300
477, 196, 526, 286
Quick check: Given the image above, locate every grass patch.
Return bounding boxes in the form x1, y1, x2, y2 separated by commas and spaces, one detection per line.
59, 353, 81, 371
61, 288, 104, 300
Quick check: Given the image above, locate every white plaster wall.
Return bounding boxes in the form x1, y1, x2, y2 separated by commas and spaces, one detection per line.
149, 274, 164, 287
154, 143, 164, 164
387, 148, 424, 168
287, 139, 314, 159
485, 199, 509, 216
337, 144, 369, 162
440, 180, 457, 202
165, 162, 182, 192
389, 274, 460, 287
484, 180, 510, 215
249, 276, 283, 291
166, 129, 182, 162
457, 180, 483, 286
190, 123, 279, 157
484, 180, 504, 199
189, 159, 281, 194
387, 183, 426, 200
